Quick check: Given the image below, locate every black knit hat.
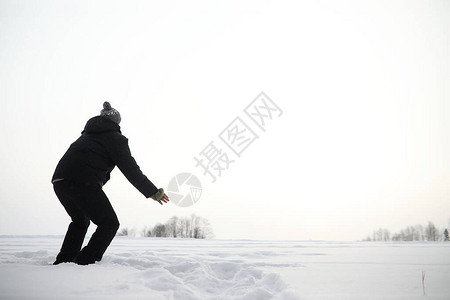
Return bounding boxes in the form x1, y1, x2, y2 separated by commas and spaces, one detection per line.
100, 101, 121, 124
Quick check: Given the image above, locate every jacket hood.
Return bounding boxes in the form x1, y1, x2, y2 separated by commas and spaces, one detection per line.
82, 116, 121, 134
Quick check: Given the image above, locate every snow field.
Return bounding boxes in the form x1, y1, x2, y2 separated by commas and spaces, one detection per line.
1, 237, 450, 299
0, 237, 298, 300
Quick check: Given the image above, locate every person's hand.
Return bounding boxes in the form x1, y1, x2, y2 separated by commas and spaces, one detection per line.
150, 188, 170, 205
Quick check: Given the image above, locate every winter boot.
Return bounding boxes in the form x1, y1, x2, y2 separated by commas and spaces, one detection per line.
74, 252, 96, 265
53, 252, 77, 265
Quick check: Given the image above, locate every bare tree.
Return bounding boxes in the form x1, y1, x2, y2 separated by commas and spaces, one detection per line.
371, 228, 390, 241
189, 214, 214, 239
116, 227, 129, 236
199, 216, 214, 239
177, 217, 187, 238
368, 222, 447, 242
425, 222, 439, 241
414, 224, 424, 241
137, 215, 214, 239
142, 226, 152, 237
153, 223, 167, 237
165, 216, 179, 238
363, 235, 372, 242
376, 229, 384, 241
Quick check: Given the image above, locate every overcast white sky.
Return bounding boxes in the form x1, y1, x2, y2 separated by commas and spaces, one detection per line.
1, 0, 449, 240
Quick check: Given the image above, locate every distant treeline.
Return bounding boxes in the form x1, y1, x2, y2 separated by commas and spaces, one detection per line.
117, 214, 214, 239
364, 221, 450, 242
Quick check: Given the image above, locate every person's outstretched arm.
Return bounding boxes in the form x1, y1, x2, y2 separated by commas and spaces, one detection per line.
108, 135, 168, 204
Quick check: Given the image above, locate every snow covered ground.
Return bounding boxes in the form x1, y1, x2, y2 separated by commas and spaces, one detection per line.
0, 236, 449, 300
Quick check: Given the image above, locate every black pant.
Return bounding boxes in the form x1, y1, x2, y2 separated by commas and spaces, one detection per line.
53, 180, 120, 262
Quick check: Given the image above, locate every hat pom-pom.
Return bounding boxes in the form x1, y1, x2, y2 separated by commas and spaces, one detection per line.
103, 101, 112, 110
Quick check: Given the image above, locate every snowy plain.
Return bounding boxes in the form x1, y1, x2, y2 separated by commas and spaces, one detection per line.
0, 236, 449, 300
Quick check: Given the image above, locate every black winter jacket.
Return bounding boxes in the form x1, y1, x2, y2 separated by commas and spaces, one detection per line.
52, 116, 158, 198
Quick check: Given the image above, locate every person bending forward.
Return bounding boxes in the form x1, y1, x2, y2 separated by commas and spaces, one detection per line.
52, 102, 169, 265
